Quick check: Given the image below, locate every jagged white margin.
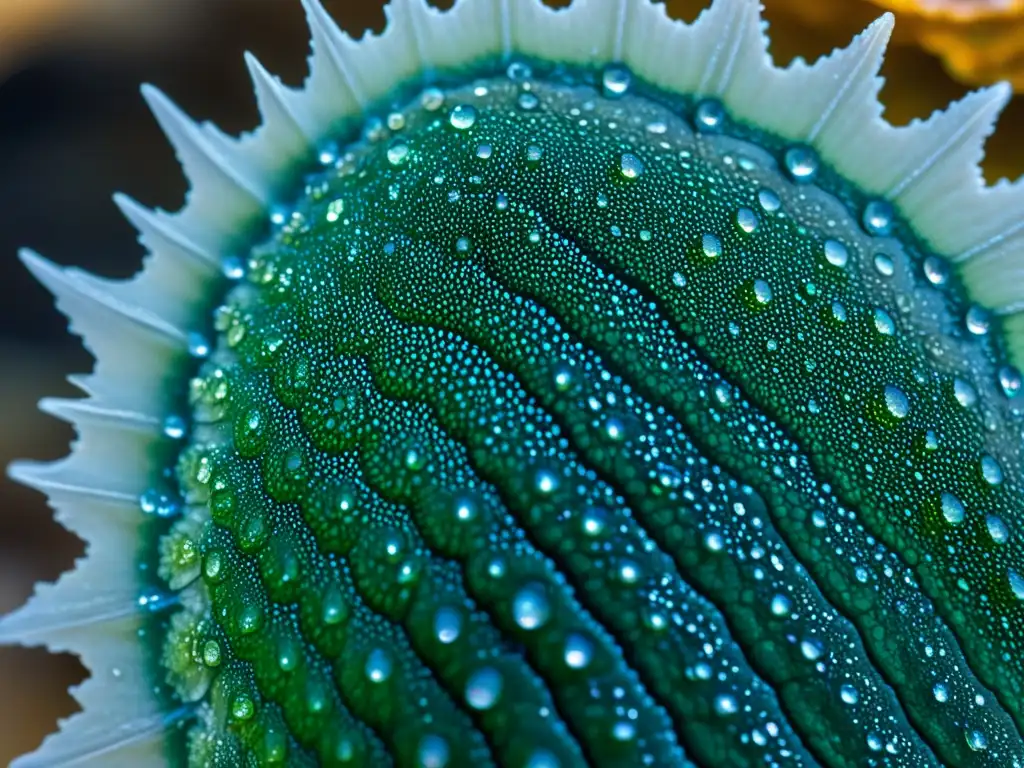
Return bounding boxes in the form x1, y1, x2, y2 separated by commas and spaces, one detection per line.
3, 0, 1022, 764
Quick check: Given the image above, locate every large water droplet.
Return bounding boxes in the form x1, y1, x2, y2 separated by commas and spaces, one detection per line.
449, 104, 477, 130
1009, 568, 1024, 600
417, 735, 451, 768
434, 606, 462, 644
840, 684, 859, 705
941, 493, 966, 525
465, 667, 502, 710
822, 240, 849, 268
883, 385, 910, 419
564, 633, 594, 669
512, 584, 550, 631
714, 694, 738, 716
602, 65, 632, 98
702, 233, 722, 259
695, 99, 725, 132
986, 514, 1010, 545
365, 648, 393, 683
933, 682, 949, 703
965, 306, 990, 336
862, 200, 894, 236
619, 153, 644, 180
998, 366, 1022, 398
966, 729, 989, 752
784, 145, 818, 182
980, 455, 1004, 486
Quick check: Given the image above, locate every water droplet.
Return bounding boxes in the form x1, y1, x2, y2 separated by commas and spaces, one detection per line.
564, 633, 594, 669
862, 200, 894, 236
966, 729, 989, 752
506, 61, 533, 81
784, 145, 818, 182
933, 682, 949, 703
581, 508, 607, 537
518, 92, 539, 111
966, 306, 990, 336
512, 584, 550, 631
735, 207, 759, 234
387, 141, 410, 166
525, 144, 543, 164
702, 233, 722, 259
770, 594, 792, 617
465, 667, 502, 710
884, 385, 910, 419
986, 514, 1010, 545
525, 750, 560, 768
704, 532, 725, 552
222, 255, 245, 280
602, 65, 632, 97
999, 365, 1022, 398
714, 694, 738, 716
188, 332, 211, 358
619, 152, 644, 179
694, 99, 725, 132
954, 378, 977, 408
535, 470, 559, 494
671, 271, 687, 289
434, 607, 462, 644
923, 256, 949, 286
202, 639, 221, 667
751, 279, 772, 305
232, 694, 255, 721
980, 455, 1004, 485
831, 301, 847, 323
449, 104, 477, 130
840, 684, 859, 705
1010, 568, 1024, 600
365, 648, 392, 683
822, 240, 849, 268
941, 493, 966, 525
800, 638, 825, 661
873, 253, 895, 277
873, 308, 896, 337
612, 721, 636, 741
758, 188, 781, 212
417, 734, 450, 768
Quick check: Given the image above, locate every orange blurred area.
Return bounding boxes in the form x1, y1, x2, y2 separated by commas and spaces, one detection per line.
0, 0, 1022, 764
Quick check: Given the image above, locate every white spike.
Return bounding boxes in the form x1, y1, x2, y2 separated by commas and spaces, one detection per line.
509, 0, 617, 66
403, 0, 506, 73
142, 85, 269, 231
39, 398, 161, 433
8, 463, 138, 505
723, 14, 892, 148
114, 194, 218, 272
21, 249, 192, 413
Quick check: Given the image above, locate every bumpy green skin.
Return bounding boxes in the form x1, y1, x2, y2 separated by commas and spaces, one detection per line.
155, 69, 1024, 768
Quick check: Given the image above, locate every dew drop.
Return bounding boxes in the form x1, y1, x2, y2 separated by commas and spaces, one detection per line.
619, 152, 644, 179
941, 493, 966, 525
714, 694, 738, 716
840, 684, 859, 705
862, 200, 894, 236
434, 606, 462, 644
465, 667, 502, 710
923, 256, 949, 286
512, 584, 550, 631
873, 253, 895, 277
163, 415, 187, 440
1009, 568, 1024, 600
986, 514, 1010, 545
770, 594, 792, 617
784, 145, 818, 182
365, 648, 392, 683
735, 207, 759, 233
873, 308, 896, 337
387, 141, 410, 166
980, 454, 1004, 486
966, 729, 989, 752
564, 633, 594, 670
518, 92, 540, 111
202, 639, 221, 667
933, 682, 949, 703
417, 735, 450, 768
525, 750, 560, 768
601, 65, 632, 98
694, 99, 725, 132
954, 378, 977, 408
998, 365, 1022, 398
449, 104, 477, 130
702, 233, 722, 260
884, 385, 910, 419
966, 306, 990, 336
758, 188, 781, 212
800, 638, 825, 661
822, 240, 849, 268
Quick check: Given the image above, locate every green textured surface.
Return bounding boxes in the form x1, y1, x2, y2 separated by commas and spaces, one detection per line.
157, 70, 1024, 767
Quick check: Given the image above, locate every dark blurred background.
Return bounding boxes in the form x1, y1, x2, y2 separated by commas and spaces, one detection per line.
1, 0, 1021, 763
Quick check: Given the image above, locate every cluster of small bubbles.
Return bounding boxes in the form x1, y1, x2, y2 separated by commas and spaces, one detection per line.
822, 240, 849, 269
783, 145, 818, 182
861, 200, 894, 236
139, 489, 180, 518
601, 64, 632, 98
619, 152, 644, 180
694, 99, 725, 132
449, 104, 477, 130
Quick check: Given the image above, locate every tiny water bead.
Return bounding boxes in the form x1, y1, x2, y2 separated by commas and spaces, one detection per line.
145, 68, 1024, 768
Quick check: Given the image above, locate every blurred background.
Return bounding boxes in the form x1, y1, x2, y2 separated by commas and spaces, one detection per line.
0, 0, 1022, 763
